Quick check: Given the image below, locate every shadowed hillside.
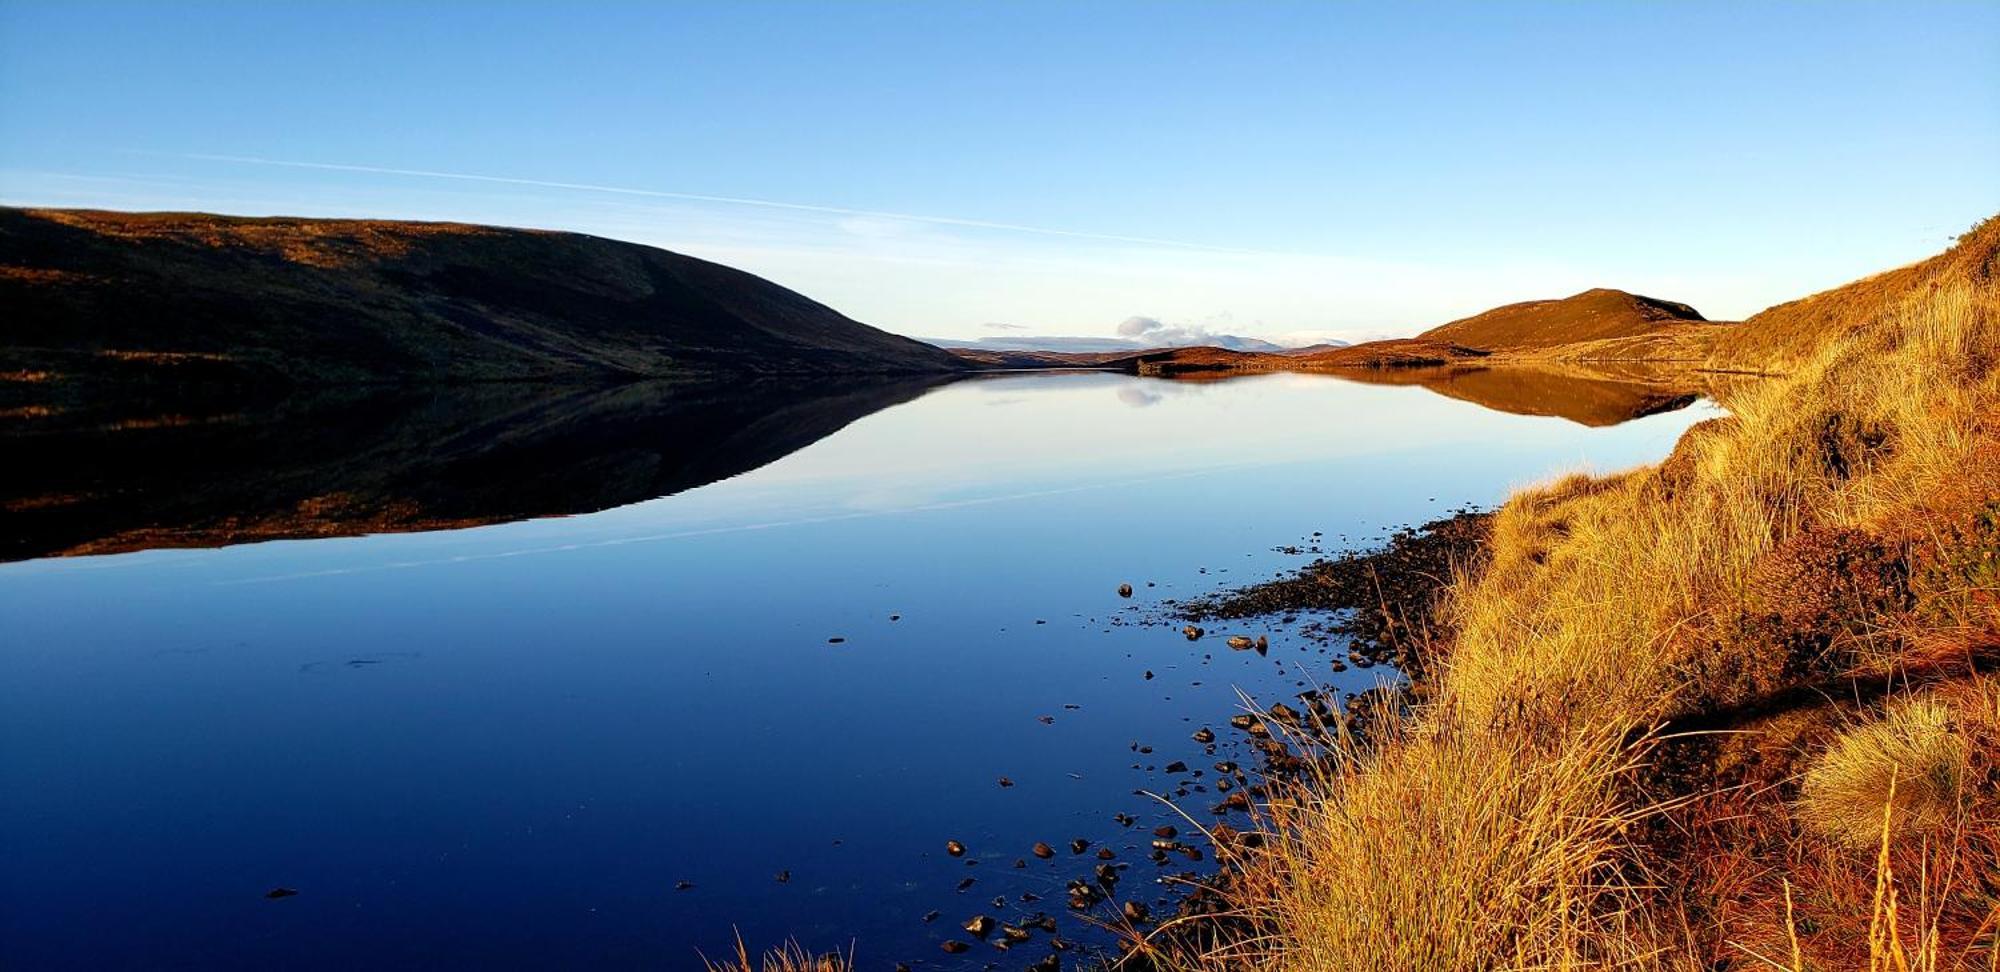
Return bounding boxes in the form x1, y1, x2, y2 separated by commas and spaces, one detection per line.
0, 208, 964, 389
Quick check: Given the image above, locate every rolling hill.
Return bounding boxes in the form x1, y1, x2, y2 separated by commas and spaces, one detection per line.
1417, 288, 1711, 351
0, 208, 965, 390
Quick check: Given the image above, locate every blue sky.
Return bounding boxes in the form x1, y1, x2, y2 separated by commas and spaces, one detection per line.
2, 2, 1995, 343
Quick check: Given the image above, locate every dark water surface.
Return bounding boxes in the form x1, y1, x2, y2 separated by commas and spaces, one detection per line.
0, 371, 1713, 969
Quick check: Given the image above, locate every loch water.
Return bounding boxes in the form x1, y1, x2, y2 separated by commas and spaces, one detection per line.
0, 370, 1714, 969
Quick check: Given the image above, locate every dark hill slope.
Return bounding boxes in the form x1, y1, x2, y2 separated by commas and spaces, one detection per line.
1419, 288, 1709, 351
0, 208, 963, 386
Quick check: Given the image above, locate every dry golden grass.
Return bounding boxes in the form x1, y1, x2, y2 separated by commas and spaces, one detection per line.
1799, 699, 1973, 848
1155, 217, 2000, 970
701, 936, 851, 972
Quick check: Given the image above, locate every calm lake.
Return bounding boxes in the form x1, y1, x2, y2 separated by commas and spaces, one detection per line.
0, 370, 1713, 969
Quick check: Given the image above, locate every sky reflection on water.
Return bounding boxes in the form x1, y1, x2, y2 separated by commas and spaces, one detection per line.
0, 371, 1716, 969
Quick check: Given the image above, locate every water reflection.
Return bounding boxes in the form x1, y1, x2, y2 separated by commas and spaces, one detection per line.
1, 365, 1699, 564
0, 377, 945, 562
0, 370, 1713, 969
1327, 361, 1702, 427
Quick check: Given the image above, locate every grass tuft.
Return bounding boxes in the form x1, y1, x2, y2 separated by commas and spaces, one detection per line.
1799, 700, 1972, 848
702, 935, 851, 972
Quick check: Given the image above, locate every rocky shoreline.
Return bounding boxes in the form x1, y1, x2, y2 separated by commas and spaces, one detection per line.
1095, 512, 1497, 967
887, 513, 1497, 971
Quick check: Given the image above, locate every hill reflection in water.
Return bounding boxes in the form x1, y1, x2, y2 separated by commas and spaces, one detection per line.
0, 377, 947, 562
0, 363, 1702, 563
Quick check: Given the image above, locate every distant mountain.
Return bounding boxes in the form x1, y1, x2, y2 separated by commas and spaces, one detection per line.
1417, 288, 1710, 352
1272, 342, 1357, 356
928, 336, 1150, 353
943, 347, 1143, 369
0, 208, 965, 390
927, 333, 1338, 355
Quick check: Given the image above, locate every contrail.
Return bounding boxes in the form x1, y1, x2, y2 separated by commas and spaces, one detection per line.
166, 152, 1260, 254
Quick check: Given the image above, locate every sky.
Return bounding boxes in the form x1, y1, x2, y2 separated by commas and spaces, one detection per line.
2, 2, 1996, 345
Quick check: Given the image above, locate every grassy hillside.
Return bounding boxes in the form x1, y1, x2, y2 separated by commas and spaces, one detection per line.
1104, 289, 1725, 385
1419, 287, 1713, 351
0, 208, 963, 389
1712, 218, 2000, 374
1153, 215, 2000, 969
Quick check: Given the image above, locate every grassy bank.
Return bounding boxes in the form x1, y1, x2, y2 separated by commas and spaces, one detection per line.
1157, 218, 2000, 969
722, 220, 1998, 970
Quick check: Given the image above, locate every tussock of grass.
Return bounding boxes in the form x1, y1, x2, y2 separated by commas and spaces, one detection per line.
1799, 699, 1972, 848
1160, 217, 2000, 970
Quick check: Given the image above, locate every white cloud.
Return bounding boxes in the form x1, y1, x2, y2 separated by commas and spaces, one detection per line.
1114, 313, 1283, 348
1115, 315, 1163, 337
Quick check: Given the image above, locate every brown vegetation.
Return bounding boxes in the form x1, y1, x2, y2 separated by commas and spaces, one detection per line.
1134, 215, 2000, 970
702, 937, 851, 972
0, 207, 965, 388
1419, 287, 1711, 351
1115, 288, 1727, 385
